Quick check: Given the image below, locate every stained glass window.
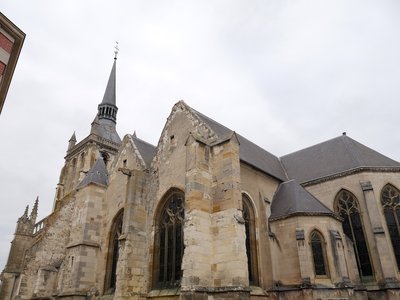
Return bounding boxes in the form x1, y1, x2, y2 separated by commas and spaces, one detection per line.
155, 191, 184, 288
310, 230, 328, 276
381, 184, 400, 270
335, 190, 373, 278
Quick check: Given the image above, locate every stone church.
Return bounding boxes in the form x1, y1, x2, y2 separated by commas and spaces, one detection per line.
1, 57, 400, 300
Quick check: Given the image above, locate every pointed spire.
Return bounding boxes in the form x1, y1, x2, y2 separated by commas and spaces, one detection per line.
101, 60, 116, 106
91, 52, 121, 144
132, 131, 137, 138
30, 196, 39, 223
68, 132, 77, 151
19, 205, 29, 222
23, 205, 29, 218
97, 57, 118, 123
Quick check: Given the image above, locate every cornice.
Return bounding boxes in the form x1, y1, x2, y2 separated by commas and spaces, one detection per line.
301, 166, 400, 187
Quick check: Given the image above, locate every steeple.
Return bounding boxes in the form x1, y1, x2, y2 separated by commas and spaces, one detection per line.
97, 58, 118, 123
90, 50, 121, 144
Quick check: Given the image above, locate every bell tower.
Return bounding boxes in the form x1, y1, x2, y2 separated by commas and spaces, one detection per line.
53, 50, 122, 207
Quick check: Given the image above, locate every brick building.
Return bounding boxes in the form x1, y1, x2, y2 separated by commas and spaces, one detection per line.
0, 12, 25, 114
1, 57, 400, 299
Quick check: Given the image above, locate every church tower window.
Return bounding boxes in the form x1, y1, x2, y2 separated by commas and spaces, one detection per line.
335, 190, 373, 279
153, 190, 184, 288
242, 194, 259, 286
101, 151, 110, 166
104, 210, 123, 294
381, 184, 400, 270
310, 230, 329, 277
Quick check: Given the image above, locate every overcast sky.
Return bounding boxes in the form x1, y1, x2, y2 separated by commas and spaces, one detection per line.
1, 0, 400, 269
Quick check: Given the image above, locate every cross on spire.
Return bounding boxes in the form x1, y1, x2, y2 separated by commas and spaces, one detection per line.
114, 41, 119, 60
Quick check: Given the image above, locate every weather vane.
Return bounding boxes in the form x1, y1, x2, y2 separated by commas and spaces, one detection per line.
114, 41, 119, 59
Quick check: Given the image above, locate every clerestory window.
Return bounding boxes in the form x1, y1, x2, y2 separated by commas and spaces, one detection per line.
381, 184, 400, 270
153, 190, 184, 289
335, 190, 373, 279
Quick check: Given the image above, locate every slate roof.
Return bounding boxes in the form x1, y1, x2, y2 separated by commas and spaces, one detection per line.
270, 180, 337, 221
281, 134, 400, 183
192, 109, 287, 181
77, 157, 108, 189
101, 59, 116, 106
132, 134, 157, 168
91, 115, 122, 144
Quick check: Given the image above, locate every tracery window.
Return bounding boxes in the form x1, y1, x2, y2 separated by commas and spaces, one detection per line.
381, 184, 400, 270
242, 194, 259, 286
104, 210, 123, 294
154, 191, 184, 288
335, 190, 373, 279
310, 230, 329, 277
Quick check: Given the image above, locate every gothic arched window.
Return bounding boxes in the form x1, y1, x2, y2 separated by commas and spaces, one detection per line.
153, 190, 184, 288
335, 190, 373, 279
310, 230, 329, 277
104, 210, 123, 294
381, 184, 400, 270
242, 194, 259, 286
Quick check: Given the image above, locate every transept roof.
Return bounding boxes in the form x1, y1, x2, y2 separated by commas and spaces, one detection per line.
192, 108, 288, 181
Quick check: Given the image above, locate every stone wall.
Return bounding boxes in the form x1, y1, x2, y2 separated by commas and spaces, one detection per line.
305, 172, 400, 288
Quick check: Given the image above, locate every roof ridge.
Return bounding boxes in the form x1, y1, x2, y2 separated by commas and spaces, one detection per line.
191, 108, 232, 134
278, 156, 290, 180
341, 135, 364, 166
281, 134, 343, 158
131, 134, 156, 148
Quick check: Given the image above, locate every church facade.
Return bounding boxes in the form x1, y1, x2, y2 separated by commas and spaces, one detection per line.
1, 58, 400, 300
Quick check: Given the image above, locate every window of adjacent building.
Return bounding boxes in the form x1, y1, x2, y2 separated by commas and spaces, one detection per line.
335, 189, 373, 279
153, 190, 184, 289
0, 61, 6, 76
242, 194, 259, 286
310, 230, 329, 277
104, 210, 123, 294
0, 32, 13, 53
381, 184, 400, 270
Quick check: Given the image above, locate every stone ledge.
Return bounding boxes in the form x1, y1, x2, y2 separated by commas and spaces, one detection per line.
66, 241, 100, 249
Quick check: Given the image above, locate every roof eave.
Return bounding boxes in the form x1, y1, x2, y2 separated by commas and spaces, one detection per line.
269, 211, 343, 222
301, 166, 400, 187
